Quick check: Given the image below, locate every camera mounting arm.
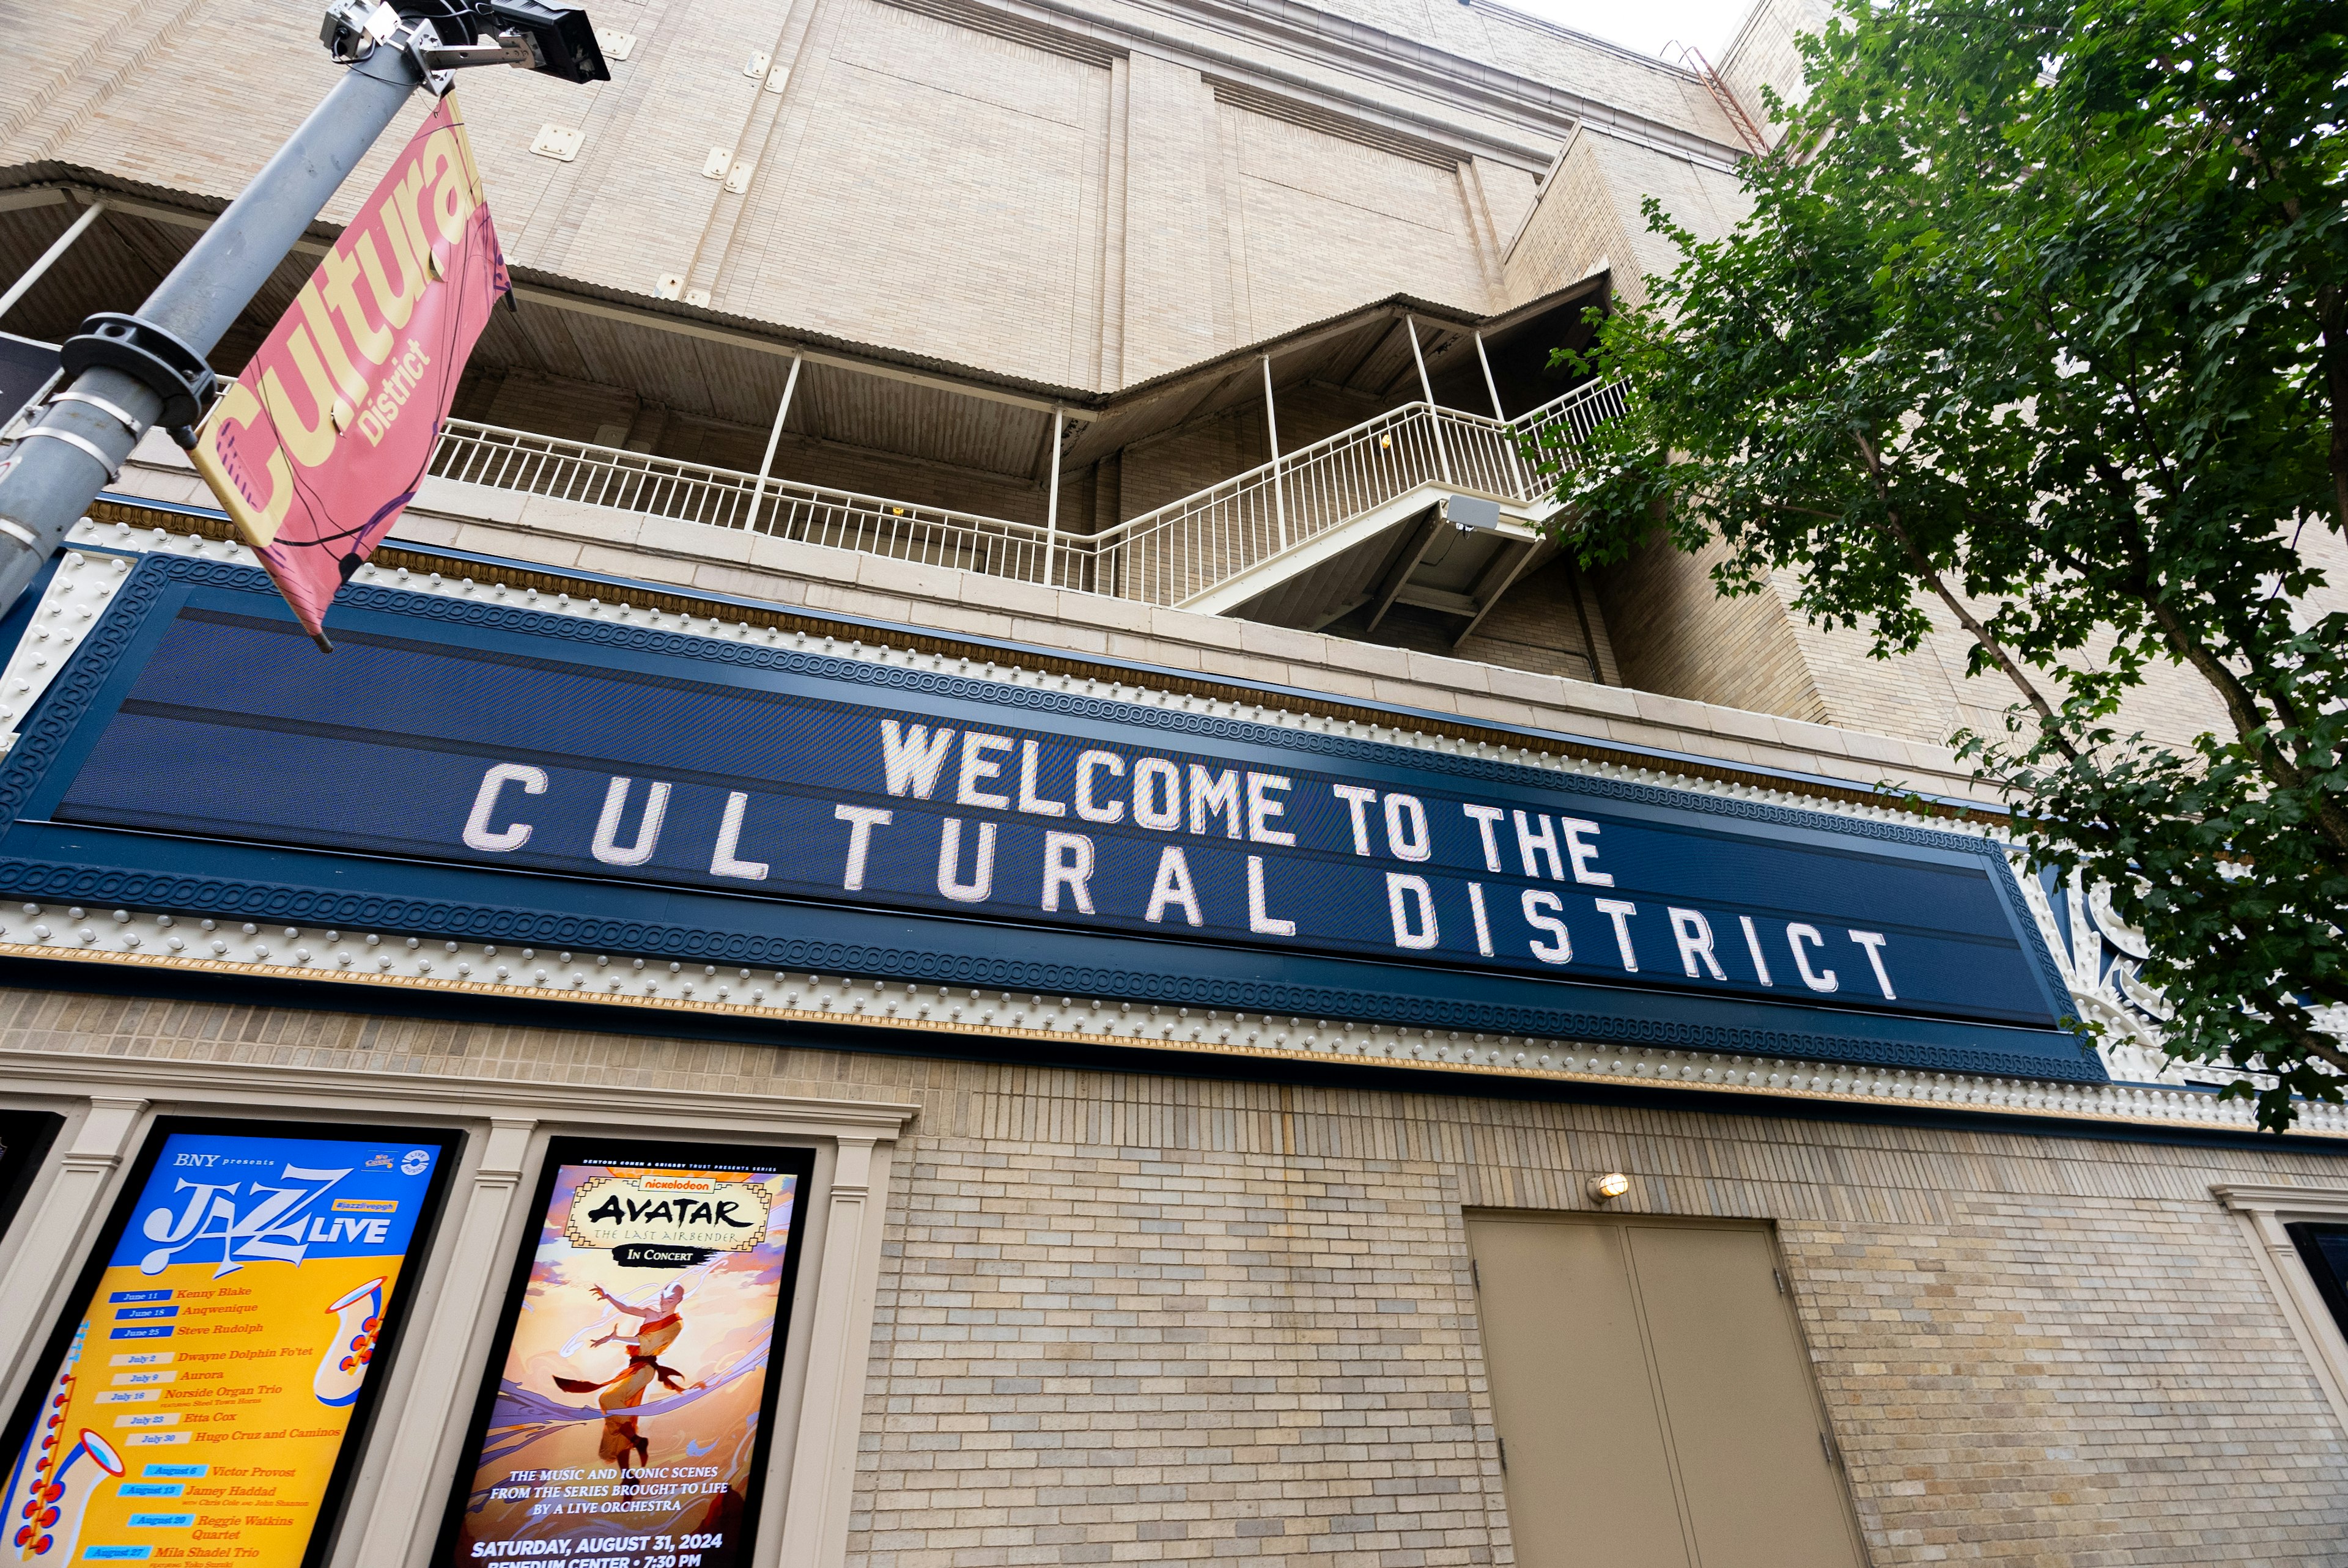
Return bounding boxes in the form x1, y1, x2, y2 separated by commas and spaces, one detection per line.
323, 1, 608, 95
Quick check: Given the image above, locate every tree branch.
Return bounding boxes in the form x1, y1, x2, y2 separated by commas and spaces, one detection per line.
2320, 284, 2348, 539
1848, 427, 2083, 761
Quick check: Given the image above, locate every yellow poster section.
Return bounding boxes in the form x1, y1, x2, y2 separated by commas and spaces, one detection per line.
27, 1254, 405, 1568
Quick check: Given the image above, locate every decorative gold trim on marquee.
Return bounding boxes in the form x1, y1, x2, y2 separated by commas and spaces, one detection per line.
3, 935, 2330, 1140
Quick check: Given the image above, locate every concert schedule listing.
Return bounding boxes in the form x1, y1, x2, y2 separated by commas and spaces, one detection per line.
2, 1128, 446, 1568
442, 1144, 809, 1568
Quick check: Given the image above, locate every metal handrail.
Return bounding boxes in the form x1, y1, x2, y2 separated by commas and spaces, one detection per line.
1091, 377, 1623, 604
429, 420, 1058, 583
423, 377, 1625, 605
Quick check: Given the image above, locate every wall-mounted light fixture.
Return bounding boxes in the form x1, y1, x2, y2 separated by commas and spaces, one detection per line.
1587, 1172, 1631, 1202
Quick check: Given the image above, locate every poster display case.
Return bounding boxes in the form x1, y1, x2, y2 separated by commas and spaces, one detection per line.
0, 1119, 461, 1568
434, 1138, 818, 1568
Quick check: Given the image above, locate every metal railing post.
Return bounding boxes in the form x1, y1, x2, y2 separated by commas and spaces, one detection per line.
1043, 407, 1062, 586
750, 353, 801, 533
0, 198, 105, 325
1405, 314, 1453, 485
1475, 329, 1530, 499
1261, 353, 1288, 551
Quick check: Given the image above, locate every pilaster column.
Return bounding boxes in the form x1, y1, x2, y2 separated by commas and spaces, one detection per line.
364, 1116, 537, 1568
0, 1095, 146, 1406
776, 1135, 887, 1568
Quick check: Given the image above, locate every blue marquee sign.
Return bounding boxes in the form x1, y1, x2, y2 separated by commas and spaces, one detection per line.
0, 554, 2099, 1083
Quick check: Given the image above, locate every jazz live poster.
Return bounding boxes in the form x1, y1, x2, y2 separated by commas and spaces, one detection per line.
438, 1141, 814, 1568
1, 1120, 457, 1568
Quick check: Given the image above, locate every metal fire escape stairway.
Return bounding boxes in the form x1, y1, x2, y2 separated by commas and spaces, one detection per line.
424, 377, 1626, 642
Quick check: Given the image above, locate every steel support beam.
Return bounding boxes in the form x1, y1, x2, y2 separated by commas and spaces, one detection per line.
0, 198, 105, 326
1405, 314, 1453, 484
1364, 506, 1445, 633
1044, 406, 1063, 586
1452, 537, 1545, 647
1262, 353, 1288, 551
749, 353, 802, 533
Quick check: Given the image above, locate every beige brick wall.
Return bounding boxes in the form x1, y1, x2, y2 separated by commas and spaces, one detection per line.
1, 0, 1751, 395
12, 993, 2348, 1564
723, 0, 1117, 389
1717, 0, 1835, 139
1592, 529, 1829, 724
1320, 556, 1616, 686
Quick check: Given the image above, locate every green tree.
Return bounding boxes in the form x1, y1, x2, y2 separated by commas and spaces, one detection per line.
1540, 0, 2348, 1128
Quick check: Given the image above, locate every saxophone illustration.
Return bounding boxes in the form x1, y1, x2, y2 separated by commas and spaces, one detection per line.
10, 1427, 124, 1563
312, 1277, 387, 1407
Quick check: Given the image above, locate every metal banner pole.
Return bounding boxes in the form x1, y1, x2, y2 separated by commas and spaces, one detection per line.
0, 1, 608, 619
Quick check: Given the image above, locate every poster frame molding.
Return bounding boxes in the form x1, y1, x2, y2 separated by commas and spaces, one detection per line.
427, 1133, 822, 1568
0, 1113, 467, 1568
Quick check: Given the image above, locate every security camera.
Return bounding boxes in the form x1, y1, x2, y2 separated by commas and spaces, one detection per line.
479, 0, 611, 83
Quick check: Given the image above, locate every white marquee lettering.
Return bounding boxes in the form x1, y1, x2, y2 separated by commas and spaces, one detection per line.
1246, 773, 1294, 846
833, 804, 892, 891
937, 817, 995, 902
1383, 794, 1431, 862
1386, 874, 1439, 950
1018, 740, 1068, 817
1461, 804, 1505, 872
462, 763, 545, 852
709, 791, 769, 881
1133, 759, 1181, 831
1075, 750, 1125, 823
1522, 889, 1572, 965
1144, 846, 1202, 925
1559, 817, 1612, 886
956, 732, 1013, 810
1189, 766, 1242, 838
592, 777, 668, 867
1667, 907, 1726, 979
1041, 831, 1095, 913
1848, 930, 1896, 999
1787, 924, 1838, 992
1246, 855, 1294, 935
1332, 785, 1378, 855
1593, 898, 1640, 972
880, 721, 954, 799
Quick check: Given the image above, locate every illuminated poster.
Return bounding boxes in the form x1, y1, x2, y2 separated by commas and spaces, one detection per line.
437, 1141, 814, 1568
1, 1121, 458, 1568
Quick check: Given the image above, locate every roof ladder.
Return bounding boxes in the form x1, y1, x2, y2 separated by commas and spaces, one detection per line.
1672, 45, 1771, 158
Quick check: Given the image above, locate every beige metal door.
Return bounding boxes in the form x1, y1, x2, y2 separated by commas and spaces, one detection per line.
1466, 1212, 1867, 1568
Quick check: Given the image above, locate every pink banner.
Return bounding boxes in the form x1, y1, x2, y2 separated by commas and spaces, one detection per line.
192, 93, 508, 649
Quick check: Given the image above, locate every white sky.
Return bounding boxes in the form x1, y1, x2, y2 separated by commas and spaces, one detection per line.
1498, 0, 1756, 61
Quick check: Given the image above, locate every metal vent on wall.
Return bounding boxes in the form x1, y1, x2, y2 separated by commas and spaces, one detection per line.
866, 0, 1124, 67
1209, 78, 1464, 169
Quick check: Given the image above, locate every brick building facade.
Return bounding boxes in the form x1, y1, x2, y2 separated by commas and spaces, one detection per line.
2, 0, 2347, 1563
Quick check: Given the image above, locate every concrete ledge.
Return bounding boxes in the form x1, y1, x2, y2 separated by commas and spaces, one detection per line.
103, 452, 1994, 804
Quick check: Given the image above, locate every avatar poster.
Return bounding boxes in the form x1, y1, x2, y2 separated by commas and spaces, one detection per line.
440, 1142, 813, 1568
1, 1123, 455, 1568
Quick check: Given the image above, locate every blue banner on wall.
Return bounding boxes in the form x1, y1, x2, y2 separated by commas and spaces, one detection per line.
0, 555, 2097, 1082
